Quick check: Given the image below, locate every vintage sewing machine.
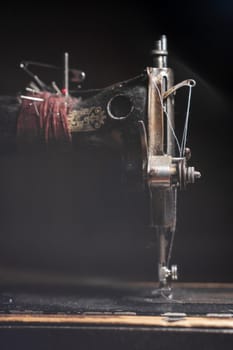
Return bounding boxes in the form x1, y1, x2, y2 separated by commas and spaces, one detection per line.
4, 34, 200, 292
66, 35, 201, 291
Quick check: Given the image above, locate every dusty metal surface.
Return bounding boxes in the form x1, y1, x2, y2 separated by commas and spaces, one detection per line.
1, 283, 233, 348
1, 283, 233, 318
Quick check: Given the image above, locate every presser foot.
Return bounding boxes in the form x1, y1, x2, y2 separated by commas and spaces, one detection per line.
150, 264, 178, 299
151, 286, 173, 299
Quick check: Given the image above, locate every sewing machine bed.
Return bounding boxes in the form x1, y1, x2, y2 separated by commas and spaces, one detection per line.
1, 282, 233, 319
1, 283, 233, 349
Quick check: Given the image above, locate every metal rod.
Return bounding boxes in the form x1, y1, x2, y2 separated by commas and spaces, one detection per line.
64, 52, 69, 97
20, 95, 44, 102
151, 34, 168, 68
161, 35, 168, 68
52, 81, 62, 95
158, 227, 168, 288
147, 67, 164, 155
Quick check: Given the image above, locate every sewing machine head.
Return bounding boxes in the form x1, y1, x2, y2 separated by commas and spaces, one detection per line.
0, 35, 201, 294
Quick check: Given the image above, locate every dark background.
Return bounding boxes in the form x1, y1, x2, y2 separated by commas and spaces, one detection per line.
0, 1, 232, 288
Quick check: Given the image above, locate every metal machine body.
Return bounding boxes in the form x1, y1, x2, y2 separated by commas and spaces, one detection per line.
146, 36, 200, 289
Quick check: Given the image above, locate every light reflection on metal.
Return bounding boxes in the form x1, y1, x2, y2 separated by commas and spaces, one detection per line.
147, 35, 201, 291
64, 52, 69, 97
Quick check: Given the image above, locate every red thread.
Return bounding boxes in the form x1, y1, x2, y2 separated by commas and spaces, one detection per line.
17, 92, 78, 145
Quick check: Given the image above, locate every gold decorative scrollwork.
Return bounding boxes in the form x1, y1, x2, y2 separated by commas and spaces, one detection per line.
68, 106, 106, 132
